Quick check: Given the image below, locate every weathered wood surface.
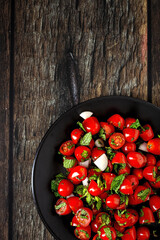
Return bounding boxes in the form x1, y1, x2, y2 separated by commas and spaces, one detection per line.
0, 1, 10, 239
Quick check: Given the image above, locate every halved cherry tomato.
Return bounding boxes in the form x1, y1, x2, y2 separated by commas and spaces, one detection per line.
122, 142, 136, 154
118, 165, 131, 175
129, 194, 143, 205
92, 212, 111, 233
123, 128, 139, 143
106, 194, 120, 209
88, 180, 104, 196
112, 152, 127, 164
71, 215, 81, 227
143, 166, 157, 182
67, 196, 83, 213
147, 138, 160, 155
127, 209, 139, 226
91, 147, 105, 161
102, 173, 116, 190
149, 195, 160, 212
114, 210, 132, 227
146, 153, 156, 166
134, 186, 150, 203
75, 146, 91, 162
150, 178, 160, 188
58, 179, 74, 197
140, 124, 154, 141
76, 207, 93, 227
132, 168, 143, 180
107, 114, 125, 130
59, 140, 75, 156
71, 129, 84, 144
126, 174, 139, 190
100, 226, 117, 240
127, 152, 146, 168
114, 221, 125, 233
100, 122, 115, 139
120, 178, 133, 195
139, 206, 155, 224
74, 225, 91, 240
137, 226, 150, 240
122, 226, 136, 240
68, 166, 87, 185
55, 198, 71, 215
83, 117, 100, 135
125, 118, 136, 128
63, 156, 77, 172
143, 181, 154, 195
109, 133, 125, 150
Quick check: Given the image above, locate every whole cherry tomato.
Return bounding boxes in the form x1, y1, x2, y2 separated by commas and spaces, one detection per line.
149, 195, 160, 212
68, 166, 87, 185
74, 225, 91, 240
137, 226, 150, 240
109, 133, 125, 150
102, 173, 116, 190
120, 178, 133, 195
140, 124, 154, 141
123, 128, 139, 143
126, 174, 139, 190
88, 180, 104, 196
122, 226, 136, 240
83, 117, 100, 135
147, 138, 160, 155
143, 165, 157, 182
67, 196, 83, 213
139, 206, 155, 224
92, 212, 111, 233
91, 220, 99, 233
132, 168, 143, 180
59, 140, 75, 156
76, 207, 93, 227
146, 153, 157, 166
100, 226, 117, 240
106, 194, 120, 209
71, 129, 84, 144
134, 186, 150, 203
55, 198, 71, 215
150, 179, 160, 188
63, 156, 77, 172
122, 142, 136, 154
125, 118, 136, 128
127, 209, 139, 226
91, 147, 105, 161
127, 152, 146, 168
74, 146, 91, 162
112, 152, 127, 164
107, 114, 125, 130
58, 179, 74, 197
100, 122, 115, 139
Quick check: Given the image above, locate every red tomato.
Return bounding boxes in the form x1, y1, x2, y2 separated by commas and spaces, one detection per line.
71, 129, 84, 144
76, 207, 93, 227
63, 156, 77, 172
89, 138, 95, 149
88, 180, 104, 196
71, 215, 80, 227
122, 226, 136, 240
106, 194, 120, 209
120, 178, 133, 195
114, 221, 125, 233
114, 210, 132, 227
83, 117, 100, 135
127, 209, 139, 226
122, 142, 136, 154
132, 168, 143, 180
143, 166, 157, 182
146, 153, 156, 166
107, 114, 125, 130
126, 175, 139, 190
140, 124, 154, 141
143, 181, 154, 195
125, 118, 136, 128
150, 180, 160, 189
58, 179, 74, 197
99, 192, 108, 202
100, 226, 117, 240
67, 196, 83, 213
108, 133, 125, 150
156, 160, 160, 170
100, 122, 115, 138
112, 152, 127, 164
127, 152, 146, 168
68, 166, 87, 184
91, 220, 99, 233
59, 140, 75, 156
88, 168, 102, 178
139, 206, 155, 224
55, 198, 71, 215
102, 173, 116, 190
95, 212, 111, 226
91, 147, 105, 161
147, 138, 160, 155
93, 234, 99, 240
74, 146, 91, 162
134, 186, 150, 203
118, 165, 131, 175
74, 225, 91, 240
123, 128, 139, 143
107, 160, 113, 172
92, 205, 101, 216
129, 194, 143, 205
149, 195, 160, 212
137, 226, 150, 240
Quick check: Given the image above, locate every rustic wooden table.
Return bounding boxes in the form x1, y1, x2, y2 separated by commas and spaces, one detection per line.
0, 0, 160, 239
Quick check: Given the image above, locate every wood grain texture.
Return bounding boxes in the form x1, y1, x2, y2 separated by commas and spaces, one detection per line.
0, 0, 10, 239
13, 0, 147, 239
151, 0, 160, 107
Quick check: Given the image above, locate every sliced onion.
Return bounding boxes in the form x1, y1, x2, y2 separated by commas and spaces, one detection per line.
138, 142, 148, 152
82, 177, 89, 187
66, 193, 74, 199
94, 154, 108, 171
95, 138, 105, 148
78, 159, 91, 168
80, 111, 93, 120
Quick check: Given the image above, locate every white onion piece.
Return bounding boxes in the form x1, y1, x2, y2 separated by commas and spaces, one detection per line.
66, 193, 74, 199
94, 154, 108, 171
78, 159, 91, 168
138, 142, 148, 152
80, 111, 93, 120
82, 177, 89, 186
95, 139, 105, 148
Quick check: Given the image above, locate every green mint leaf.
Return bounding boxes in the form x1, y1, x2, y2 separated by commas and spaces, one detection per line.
63, 158, 76, 169
137, 188, 151, 201
75, 185, 85, 195
156, 176, 160, 182
95, 196, 102, 210
140, 208, 144, 217
153, 167, 156, 178
110, 174, 125, 193
80, 209, 88, 219
79, 230, 89, 238
55, 202, 66, 210
80, 132, 92, 146
158, 135, 160, 138
76, 174, 85, 180
51, 173, 66, 197
89, 174, 98, 181
130, 119, 141, 129
101, 214, 110, 225
77, 121, 86, 132
105, 147, 116, 160
104, 227, 112, 240
116, 231, 124, 237
86, 193, 92, 205
99, 128, 106, 141
81, 150, 89, 158
111, 138, 117, 146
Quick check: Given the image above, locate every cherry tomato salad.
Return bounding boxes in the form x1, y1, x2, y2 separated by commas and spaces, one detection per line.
51, 112, 160, 240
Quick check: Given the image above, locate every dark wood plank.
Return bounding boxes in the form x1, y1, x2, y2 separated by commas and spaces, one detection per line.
13, 0, 147, 239
150, 0, 160, 107
0, 1, 10, 239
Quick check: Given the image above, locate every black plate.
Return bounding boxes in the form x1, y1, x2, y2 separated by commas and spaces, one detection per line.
32, 96, 160, 240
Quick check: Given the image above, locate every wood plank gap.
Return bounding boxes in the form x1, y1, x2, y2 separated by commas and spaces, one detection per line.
147, 0, 152, 103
